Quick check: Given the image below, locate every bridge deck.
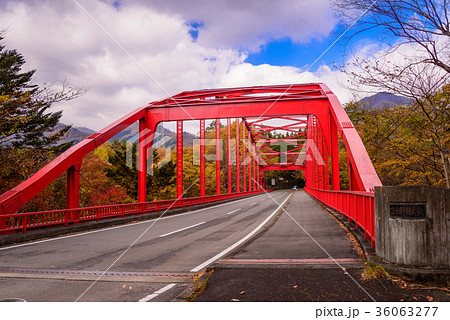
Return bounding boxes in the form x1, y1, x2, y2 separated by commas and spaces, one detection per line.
0, 191, 363, 301
217, 190, 362, 267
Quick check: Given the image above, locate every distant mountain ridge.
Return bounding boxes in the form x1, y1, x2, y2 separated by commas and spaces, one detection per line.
53, 123, 95, 146
358, 92, 413, 109
53, 122, 195, 148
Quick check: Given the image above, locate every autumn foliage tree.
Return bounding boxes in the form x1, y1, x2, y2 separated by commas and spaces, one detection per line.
106, 140, 176, 201
79, 150, 133, 206
333, 1, 449, 187
345, 85, 450, 187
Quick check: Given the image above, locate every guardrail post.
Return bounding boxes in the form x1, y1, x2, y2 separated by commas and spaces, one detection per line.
0, 214, 5, 231
23, 215, 27, 233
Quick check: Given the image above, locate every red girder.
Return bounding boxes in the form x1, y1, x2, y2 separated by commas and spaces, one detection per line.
235, 118, 240, 193
176, 120, 183, 198
215, 119, 221, 195
200, 119, 206, 197
0, 83, 381, 218
242, 123, 247, 192
227, 118, 232, 194
261, 165, 305, 171
260, 137, 306, 147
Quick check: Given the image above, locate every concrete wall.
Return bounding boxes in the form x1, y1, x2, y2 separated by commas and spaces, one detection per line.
375, 186, 449, 268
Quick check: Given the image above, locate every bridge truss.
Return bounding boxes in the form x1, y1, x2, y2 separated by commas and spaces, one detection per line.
0, 83, 381, 246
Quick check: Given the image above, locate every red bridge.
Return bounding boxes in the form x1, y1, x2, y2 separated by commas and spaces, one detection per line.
0, 83, 381, 247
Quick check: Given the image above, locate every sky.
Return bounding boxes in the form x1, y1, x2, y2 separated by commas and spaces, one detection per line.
0, 0, 388, 131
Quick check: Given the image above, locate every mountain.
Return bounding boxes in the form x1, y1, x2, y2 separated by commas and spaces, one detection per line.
51, 123, 95, 146
53, 122, 196, 149
105, 123, 196, 149
359, 92, 413, 109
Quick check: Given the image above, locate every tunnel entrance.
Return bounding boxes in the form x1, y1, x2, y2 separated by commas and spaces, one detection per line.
264, 170, 305, 190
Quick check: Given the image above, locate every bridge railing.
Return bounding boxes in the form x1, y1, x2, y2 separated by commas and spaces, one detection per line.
304, 187, 375, 248
0, 190, 265, 235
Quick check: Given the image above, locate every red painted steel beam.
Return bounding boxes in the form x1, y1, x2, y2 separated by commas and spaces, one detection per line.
252, 143, 256, 191
66, 162, 82, 211
176, 120, 183, 198
242, 123, 247, 192
216, 119, 221, 195
257, 156, 260, 190
248, 129, 252, 192
330, 115, 340, 190
261, 165, 305, 171
138, 117, 148, 202
227, 118, 232, 194
200, 119, 206, 197
318, 83, 381, 191
235, 118, 240, 193
154, 101, 329, 132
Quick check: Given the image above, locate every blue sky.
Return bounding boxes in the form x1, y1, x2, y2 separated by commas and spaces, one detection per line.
246, 36, 345, 71
246, 24, 385, 72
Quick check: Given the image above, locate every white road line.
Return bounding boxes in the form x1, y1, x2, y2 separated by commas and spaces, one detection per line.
249, 202, 257, 206
0, 193, 273, 251
226, 209, 242, 215
138, 283, 176, 302
159, 221, 205, 238
190, 192, 292, 273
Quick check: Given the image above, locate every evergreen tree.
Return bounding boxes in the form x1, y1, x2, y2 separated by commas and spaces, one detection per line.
0, 33, 84, 194
0, 34, 71, 148
106, 140, 176, 201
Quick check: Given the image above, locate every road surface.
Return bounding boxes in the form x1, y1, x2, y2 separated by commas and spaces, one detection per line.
0, 191, 291, 302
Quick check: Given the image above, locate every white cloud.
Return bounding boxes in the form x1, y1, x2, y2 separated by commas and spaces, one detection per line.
115, 0, 335, 51
0, 0, 347, 132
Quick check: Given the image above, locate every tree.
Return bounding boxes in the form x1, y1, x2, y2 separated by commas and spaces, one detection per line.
333, 1, 450, 187
344, 87, 450, 187
80, 151, 133, 206
0, 33, 85, 194
0, 34, 84, 148
106, 140, 176, 201
333, 0, 450, 74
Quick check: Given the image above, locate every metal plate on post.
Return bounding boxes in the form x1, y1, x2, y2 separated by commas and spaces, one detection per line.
390, 203, 426, 219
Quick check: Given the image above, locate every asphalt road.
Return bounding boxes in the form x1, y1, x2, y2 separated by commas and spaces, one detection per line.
0, 191, 291, 302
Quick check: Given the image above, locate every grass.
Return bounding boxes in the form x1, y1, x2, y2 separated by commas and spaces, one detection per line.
361, 260, 389, 280
185, 269, 214, 302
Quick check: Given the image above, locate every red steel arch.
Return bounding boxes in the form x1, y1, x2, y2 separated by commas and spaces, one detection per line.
0, 83, 381, 245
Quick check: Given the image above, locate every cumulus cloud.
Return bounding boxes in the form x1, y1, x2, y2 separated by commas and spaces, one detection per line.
137, 0, 335, 51
218, 62, 356, 103
0, 0, 346, 131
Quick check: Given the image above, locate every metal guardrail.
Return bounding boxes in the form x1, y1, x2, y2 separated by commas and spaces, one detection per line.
0, 190, 265, 234
305, 187, 375, 248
